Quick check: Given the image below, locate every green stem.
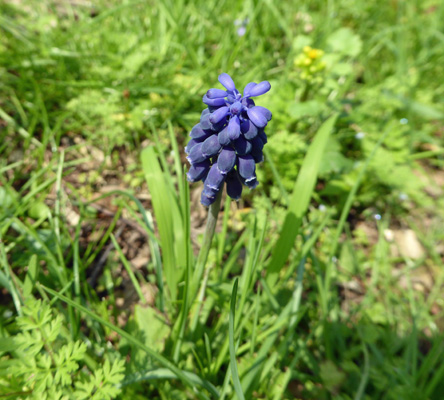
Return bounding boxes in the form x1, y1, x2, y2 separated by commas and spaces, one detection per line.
191, 190, 222, 302
299, 81, 311, 102
173, 190, 223, 355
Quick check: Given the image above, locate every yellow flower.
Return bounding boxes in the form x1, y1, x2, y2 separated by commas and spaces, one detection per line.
293, 46, 326, 82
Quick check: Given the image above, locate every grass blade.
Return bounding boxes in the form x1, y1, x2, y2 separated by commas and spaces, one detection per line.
141, 146, 182, 303
86, 189, 165, 311
172, 171, 192, 362
229, 278, 245, 400
267, 114, 338, 283
110, 234, 146, 304
120, 368, 219, 395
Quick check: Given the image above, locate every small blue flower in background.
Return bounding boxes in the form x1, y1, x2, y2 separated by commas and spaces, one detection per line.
237, 26, 247, 37
186, 73, 271, 206
234, 18, 249, 37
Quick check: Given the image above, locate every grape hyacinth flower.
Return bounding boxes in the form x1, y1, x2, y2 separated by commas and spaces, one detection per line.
186, 73, 271, 206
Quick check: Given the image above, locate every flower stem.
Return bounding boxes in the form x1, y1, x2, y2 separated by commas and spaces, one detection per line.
300, 81, 311, 102
191, 190, 222, 302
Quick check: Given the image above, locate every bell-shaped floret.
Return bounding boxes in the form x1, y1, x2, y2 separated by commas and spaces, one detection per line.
233, 136, 252, 155
240, 119, 258, 140
204, 164, 225, 193
251, 147, 263, 163
250, 136, 264, 163
186, 142, 207, 164
217, 146, 237, 174
187, 160, 210, 182
238, 154, 256, 180
185, 138, 200, 154
200, 112, 213, 130
250, 135, 264, 151
254, 106, 272, 121
201, 191, 215, 207
218, 125, 231, 146
244, 175, 259, 189
258, 130, 268, 144
227, 115, 241, 140
212, 118, 228, 133
190, 123, 212, 140
247, 106, 269, 128
202, 135, 222, 157
226, 170, 243, 200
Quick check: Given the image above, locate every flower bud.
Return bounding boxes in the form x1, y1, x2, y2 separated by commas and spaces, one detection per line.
218, 73, 236, 91
248, 81, 271, 97
209, 106, 229, 124
207, 88, 228, 99
203, 95, 226, 107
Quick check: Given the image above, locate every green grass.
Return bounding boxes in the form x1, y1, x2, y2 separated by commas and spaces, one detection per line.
1, 0, 444, 399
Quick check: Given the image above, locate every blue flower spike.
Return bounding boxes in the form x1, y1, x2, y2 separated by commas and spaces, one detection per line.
185, 73, 271, 206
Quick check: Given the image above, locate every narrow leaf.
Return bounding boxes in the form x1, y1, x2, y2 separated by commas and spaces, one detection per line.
141, 146, 182, 302
229, 278, 245, 400
267, 114, 338, 282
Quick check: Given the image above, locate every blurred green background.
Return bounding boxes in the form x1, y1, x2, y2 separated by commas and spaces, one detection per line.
1, 0, 444, 399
